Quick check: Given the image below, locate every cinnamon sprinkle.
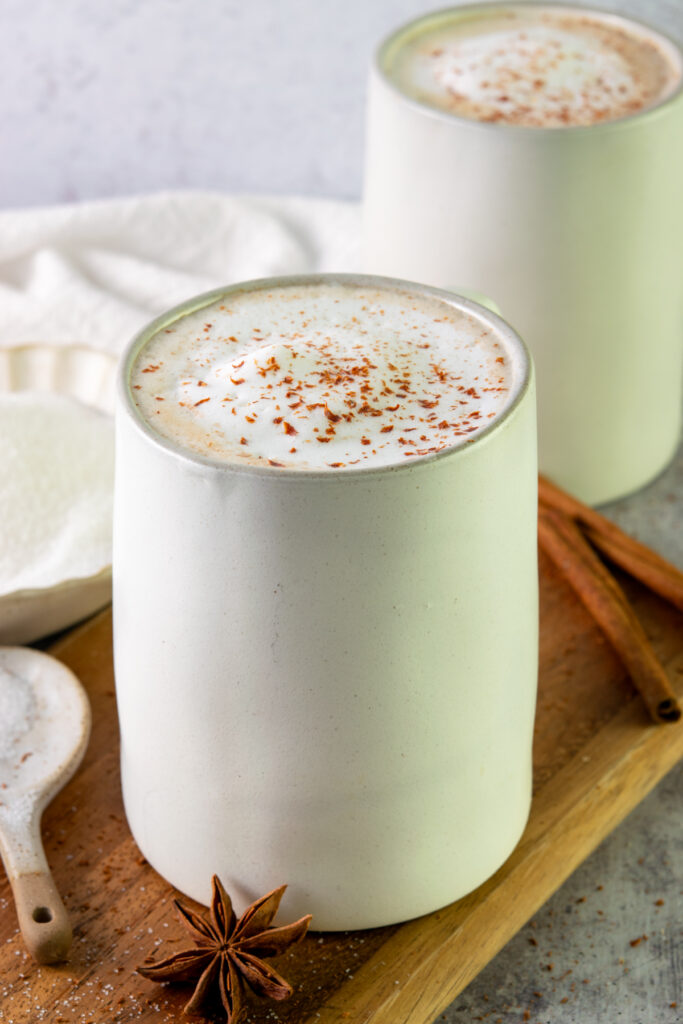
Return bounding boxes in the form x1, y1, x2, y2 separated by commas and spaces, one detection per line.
132, 284, 513, 469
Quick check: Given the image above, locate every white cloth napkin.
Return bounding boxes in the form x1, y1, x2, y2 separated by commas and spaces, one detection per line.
0, 191, 362, 354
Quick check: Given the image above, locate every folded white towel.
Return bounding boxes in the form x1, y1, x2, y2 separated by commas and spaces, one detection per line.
0, 191, 361, 353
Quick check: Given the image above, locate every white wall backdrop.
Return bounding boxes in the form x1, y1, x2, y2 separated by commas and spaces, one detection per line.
0, 0, 680, 208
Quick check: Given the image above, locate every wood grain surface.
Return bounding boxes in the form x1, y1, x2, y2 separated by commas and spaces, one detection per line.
0, 550, 682, 1024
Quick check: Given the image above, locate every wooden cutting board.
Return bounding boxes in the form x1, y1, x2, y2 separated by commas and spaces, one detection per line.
1, 552, 682, 1024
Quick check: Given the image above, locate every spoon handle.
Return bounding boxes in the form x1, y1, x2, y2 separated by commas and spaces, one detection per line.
0, 810, 72, 964
10, 870, 72, 964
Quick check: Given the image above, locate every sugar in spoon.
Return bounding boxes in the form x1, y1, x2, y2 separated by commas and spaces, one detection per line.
0, 646, 90, 963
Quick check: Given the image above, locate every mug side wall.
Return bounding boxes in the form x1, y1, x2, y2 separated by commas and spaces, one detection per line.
363, 67, 683, 504
113, 371, 538, 930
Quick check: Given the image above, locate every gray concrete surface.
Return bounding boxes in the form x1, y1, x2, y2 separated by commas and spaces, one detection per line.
444, 761, 683, 1024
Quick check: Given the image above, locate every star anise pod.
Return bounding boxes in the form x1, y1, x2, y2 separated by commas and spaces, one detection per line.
137, 876, 312, 1022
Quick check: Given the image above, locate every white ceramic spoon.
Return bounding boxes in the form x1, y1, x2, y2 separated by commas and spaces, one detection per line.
0, 646, 90, 963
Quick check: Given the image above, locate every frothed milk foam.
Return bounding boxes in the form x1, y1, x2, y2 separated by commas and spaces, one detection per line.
130, 280, 521, 471
383, 4, 681, 128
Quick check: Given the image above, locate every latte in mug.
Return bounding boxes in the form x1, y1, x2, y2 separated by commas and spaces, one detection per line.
384, 3, 681, 127
130, 279, 524, 470
115, 275, 538, 929
364, 6, 683, 504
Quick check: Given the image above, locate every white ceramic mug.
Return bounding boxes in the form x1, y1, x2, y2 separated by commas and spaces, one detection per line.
363, 3, 683, 505
113, 274, 538, 930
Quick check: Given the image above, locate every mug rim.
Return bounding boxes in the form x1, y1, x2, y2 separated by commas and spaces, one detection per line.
119, 273, 534, 481
373, 1, 683, 136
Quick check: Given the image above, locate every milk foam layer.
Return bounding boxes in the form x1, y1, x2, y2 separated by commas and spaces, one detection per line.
130, 282, 520, 471
385, 5, 681, 127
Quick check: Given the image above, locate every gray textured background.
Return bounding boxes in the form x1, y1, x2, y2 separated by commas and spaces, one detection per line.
0, 2, 680, 1022
0, 0, 680, 207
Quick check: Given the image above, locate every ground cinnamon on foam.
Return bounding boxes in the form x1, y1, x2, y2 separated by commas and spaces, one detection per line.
390, 7, 680, 128
130, 283, 516, 470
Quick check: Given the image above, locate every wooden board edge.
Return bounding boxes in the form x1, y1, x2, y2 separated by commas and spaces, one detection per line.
44, 608, 683, 1024
305, 657, 683, 1023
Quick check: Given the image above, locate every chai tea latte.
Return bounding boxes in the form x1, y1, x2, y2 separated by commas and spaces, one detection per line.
116, 275, 537, 929
382, 4, 681, 127
129, 279, 524, 471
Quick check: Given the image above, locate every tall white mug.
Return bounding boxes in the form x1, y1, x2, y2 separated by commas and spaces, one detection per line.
113, 274, 538, 930
363, 3, 683, 505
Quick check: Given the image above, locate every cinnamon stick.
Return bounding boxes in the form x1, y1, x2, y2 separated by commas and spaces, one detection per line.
539, 475, 683, 613
538, 507, 681, 725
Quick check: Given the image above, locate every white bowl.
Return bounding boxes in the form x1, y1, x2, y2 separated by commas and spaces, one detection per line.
0, 344, 118, 644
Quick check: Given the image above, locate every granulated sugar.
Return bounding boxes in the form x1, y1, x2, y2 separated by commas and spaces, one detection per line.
0, 392, 113, 595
